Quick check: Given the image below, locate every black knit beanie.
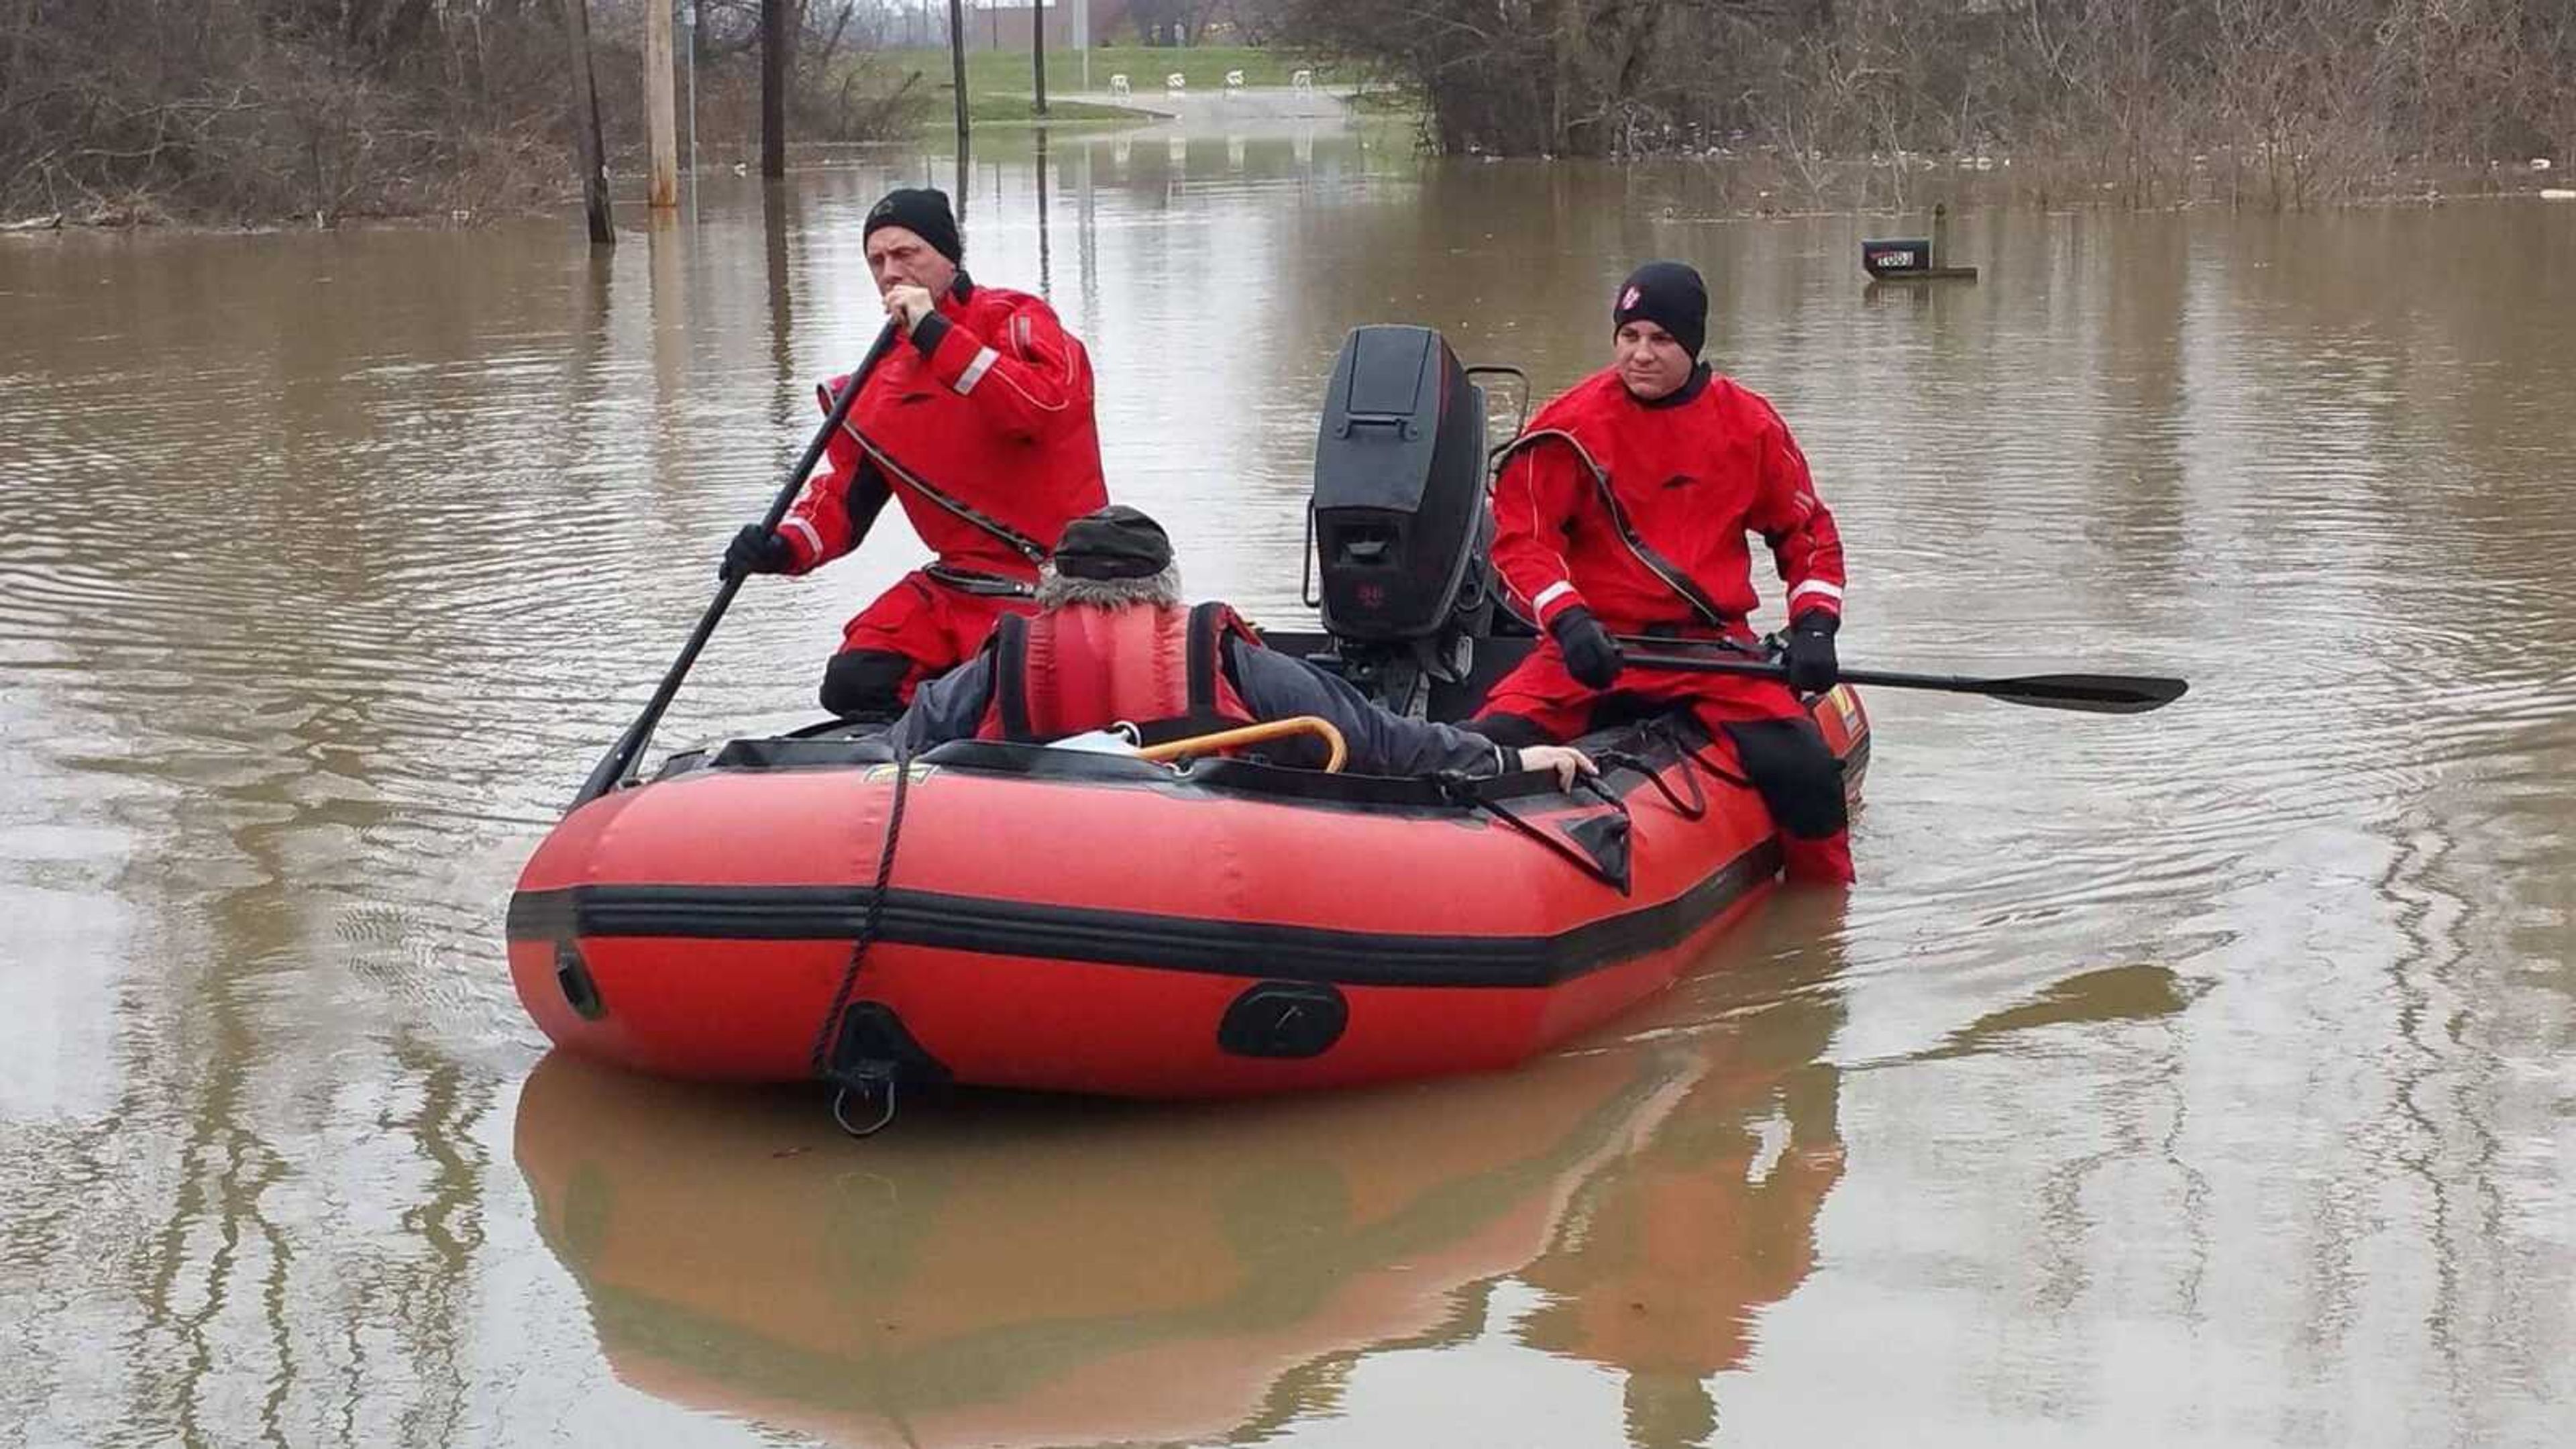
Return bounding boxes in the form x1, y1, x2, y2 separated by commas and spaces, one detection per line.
864, 186, 963, 264
1611, 261, 1707, 358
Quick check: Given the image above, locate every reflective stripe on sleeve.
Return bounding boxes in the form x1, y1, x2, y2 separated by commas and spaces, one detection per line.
953, 347, 999, 395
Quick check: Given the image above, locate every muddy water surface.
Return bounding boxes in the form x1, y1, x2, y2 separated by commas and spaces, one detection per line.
3, 128, 2573, 1446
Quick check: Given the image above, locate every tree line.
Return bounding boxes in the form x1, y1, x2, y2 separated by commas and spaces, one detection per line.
1265, 0, 2576, 205
0, 1, 920, 226
9, 1, 2568, 224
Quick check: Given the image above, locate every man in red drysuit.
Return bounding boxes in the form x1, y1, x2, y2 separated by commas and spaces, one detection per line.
722, 186, 1108, 718
1472, 260, 1856, 883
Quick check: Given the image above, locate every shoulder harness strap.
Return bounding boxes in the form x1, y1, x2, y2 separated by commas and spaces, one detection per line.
1499, 428, 1739, 631
1128, 604, 1258, 748
843, 428, 1052, 564
1185, 601, 1232, 720
991, 612, 1035, 742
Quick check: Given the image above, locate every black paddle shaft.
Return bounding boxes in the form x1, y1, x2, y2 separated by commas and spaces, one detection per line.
572, 320, 904, 810
1619, 650, 2188, 714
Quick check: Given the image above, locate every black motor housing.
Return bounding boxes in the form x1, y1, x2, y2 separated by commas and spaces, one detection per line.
1310, 325, 1493, 644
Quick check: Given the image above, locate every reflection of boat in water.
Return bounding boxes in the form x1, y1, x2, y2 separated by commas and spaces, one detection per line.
1523, 971, 1846, 1446
517, 1046, 1703, 1447
514, 933, 1847, 1448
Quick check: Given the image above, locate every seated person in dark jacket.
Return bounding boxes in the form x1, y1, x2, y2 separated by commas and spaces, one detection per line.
887, 506, 1597, 788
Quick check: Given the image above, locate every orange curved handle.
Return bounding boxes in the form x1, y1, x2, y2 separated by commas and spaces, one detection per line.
1134, 715, 1348, 773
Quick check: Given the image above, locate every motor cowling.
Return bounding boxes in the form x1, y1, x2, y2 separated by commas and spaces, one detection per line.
1309, 325, 1494, 647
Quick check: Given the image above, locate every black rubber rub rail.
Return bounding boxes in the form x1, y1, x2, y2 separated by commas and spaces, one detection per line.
506, 839, 1782, 992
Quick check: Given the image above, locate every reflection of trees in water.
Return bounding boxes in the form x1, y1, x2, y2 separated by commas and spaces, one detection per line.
763, 182, 800, 432
113, 712, 498, 1445
0, 232, 594, 1443
2080, 215, 2192, 608
2161, 216, 2571, 1415
2206, 209, 2576, 590
121, 650, 502, 1443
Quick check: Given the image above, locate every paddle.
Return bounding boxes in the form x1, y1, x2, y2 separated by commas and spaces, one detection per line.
1616, 645, 2188, 715
572, 319, 906, 809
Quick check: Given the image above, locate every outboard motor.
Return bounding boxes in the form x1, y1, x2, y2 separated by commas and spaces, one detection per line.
1306, 325, 1499, 715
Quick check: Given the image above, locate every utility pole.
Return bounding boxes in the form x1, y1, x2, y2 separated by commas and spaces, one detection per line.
949, 0, 970, 148
563, 0, 614, 244
646, 0, 679, 207
1032, 0, 1046, 117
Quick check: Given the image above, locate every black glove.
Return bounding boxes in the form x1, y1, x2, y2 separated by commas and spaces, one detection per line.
1784, 609, 1839, 693
719, 523, 793, 581
1550, 605, 1624, 690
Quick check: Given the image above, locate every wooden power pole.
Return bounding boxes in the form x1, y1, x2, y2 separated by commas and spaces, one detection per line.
1032, 0, 1047, 117
647, 0, 679, 207
564, 0, 615, 244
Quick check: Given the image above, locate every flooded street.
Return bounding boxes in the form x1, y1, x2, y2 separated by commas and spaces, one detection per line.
4, 123, 2573, 1447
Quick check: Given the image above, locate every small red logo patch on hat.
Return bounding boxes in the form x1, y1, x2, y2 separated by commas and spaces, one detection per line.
1619, 285, 1641, 311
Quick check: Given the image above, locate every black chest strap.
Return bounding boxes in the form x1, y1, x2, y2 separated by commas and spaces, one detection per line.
1501, 428, 1739, 631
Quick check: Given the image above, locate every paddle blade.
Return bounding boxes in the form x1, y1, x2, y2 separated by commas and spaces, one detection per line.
1967, 673, 2190, 714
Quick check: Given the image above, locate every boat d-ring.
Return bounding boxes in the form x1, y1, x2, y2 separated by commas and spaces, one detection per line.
829, 1072, 898, 1138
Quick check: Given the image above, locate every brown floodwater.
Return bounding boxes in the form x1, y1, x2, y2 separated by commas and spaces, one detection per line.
3, 122, 2573, 1448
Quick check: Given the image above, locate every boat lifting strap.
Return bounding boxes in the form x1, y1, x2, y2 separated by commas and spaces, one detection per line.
1644, 716, 1754, 790
1590, 747, 1709, 822
808, 743, 920, 1140
1438, 771, 1634, 896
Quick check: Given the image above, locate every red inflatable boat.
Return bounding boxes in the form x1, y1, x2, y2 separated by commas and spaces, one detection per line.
506, 671, 1868, 1099
507, 325, 1872, 1105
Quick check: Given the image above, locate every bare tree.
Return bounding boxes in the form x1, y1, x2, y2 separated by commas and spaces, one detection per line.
0, 0, 930, 224
1259, 0, 2576, 201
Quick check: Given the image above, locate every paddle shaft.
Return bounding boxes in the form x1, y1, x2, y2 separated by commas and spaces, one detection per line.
572, 320, 904, 809
1619, 650, 2186, 714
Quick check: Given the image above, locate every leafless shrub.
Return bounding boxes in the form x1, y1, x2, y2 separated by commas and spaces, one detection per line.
1258, 0, 2576, 205
0, 0, 923, 226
